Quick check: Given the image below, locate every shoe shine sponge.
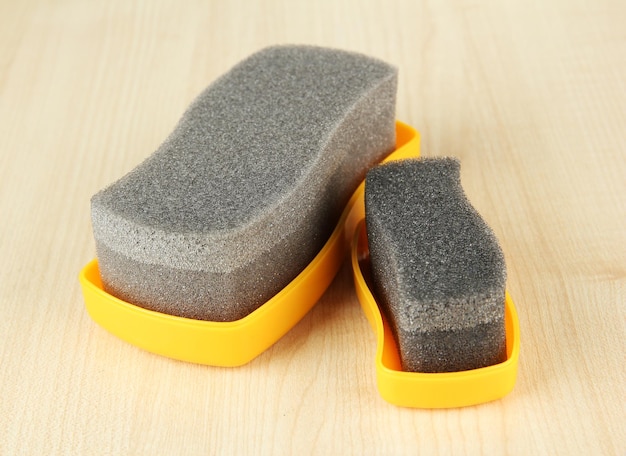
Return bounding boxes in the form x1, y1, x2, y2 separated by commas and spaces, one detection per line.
91, 45, 397, 322
365, 158, 507, 373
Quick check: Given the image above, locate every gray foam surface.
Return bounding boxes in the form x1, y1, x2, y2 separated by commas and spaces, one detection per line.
91, 45, 397, 321
365, 158, 506, 372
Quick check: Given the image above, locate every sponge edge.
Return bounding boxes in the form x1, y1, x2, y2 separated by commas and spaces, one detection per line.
365, 158, 507, 373
91, 45, 397, 321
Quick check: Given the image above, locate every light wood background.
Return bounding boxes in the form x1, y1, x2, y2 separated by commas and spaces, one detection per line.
1, 0, 624, 454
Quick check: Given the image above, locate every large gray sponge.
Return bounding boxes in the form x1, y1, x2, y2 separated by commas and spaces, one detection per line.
91, 45, 397, 321
365, 158, 507, 373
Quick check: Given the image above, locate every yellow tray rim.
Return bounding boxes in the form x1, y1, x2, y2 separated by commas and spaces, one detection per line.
350, 220, 520, 408
79, 121, 421, 366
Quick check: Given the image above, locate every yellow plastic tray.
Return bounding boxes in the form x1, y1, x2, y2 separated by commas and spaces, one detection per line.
79, 121, 421, 367
350, 220, 520, 408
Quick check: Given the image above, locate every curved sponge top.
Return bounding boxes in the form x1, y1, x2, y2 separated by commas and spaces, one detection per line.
91, 45, 397, 320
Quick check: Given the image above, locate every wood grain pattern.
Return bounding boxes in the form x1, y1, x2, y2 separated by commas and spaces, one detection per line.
1, 0, 624, 454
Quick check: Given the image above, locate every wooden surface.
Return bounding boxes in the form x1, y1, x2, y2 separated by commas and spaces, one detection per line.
1, 0, 624, 454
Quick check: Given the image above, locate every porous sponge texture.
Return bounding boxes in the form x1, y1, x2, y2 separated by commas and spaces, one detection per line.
365, 158, 506, 373
91, 45, 397, 321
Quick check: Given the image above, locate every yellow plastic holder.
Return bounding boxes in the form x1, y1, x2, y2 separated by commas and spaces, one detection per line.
79, 121, 421, 367
350, 221, 520, 408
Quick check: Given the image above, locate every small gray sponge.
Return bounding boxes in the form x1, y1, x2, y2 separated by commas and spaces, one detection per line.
91, 45, 397, 321
365, 158, 507, 373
